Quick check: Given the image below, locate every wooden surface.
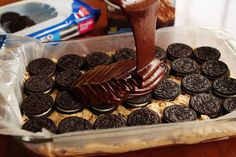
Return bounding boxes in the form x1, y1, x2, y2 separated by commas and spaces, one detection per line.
1, 0, 236, 157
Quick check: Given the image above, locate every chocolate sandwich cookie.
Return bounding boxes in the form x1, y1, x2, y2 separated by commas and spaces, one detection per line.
189, 93, 222, 118
124, 93, 152, 108
113, 48, 136, 61
223, 97, 236, 114
94, 114, 126, 129
171, 58, 199, 77
55, 69, 82, 90
21, 93, 54, 117
161, 63, 170, 79
28, 58, 56, 76
22, 117, 56, 133
90, 104, 117, 115
0, 12, 20, 24
58, 116, 92, 134
163, 105, 197, 123
201, 60, 230, 80
152, 79, 180, 100
182, 74, 211, 95
55, 90, 84, 114
85, 52, 112, 68
127, 108, 160, 126
155, 46, 167, 61
167, 43, 193, 60
57, 54, 84, 71
24, 75, 54, 94
212, 77, 236, 98
193, 46, 221, 64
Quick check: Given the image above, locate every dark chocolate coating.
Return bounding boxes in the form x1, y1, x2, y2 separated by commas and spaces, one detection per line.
85, 52, 112, 68
182, 74, 211, 95
223, 97, 236, 113
57, 54, 84, 71
55, 69, 82, 90
193, 46, 221, 64
21, 93, 53, 117
201, 60, 229, 80
22, 117, 56, 133
58, 116, 92, 134
155, 46, 167, 61
55, 91, 84, 113
24, 75, 54, 94
163, 105, 197, 123
127, 108, 160, 126
94, 114, 126, 129
189, 93, 222, 118
28, 58, 56, 76
125, 93, 151, 107
113, 48, 136, 61
171, 58, 199, 77
152, 79, 180, 100
212, 77, 236, 98
167, 43, 193, 60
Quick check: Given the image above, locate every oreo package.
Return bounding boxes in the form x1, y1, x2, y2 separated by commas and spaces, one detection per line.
0, 0, 100, 42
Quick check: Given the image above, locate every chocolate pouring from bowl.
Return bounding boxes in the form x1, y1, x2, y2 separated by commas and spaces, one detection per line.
71, 0, 165, 106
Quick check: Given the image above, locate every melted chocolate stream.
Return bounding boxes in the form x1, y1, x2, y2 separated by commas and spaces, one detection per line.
71, 0, 165, 106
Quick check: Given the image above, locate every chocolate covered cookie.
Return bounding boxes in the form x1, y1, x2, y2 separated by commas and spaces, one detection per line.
182, 74, 211, 95
127, 108, 160, 126
212, 77, 236, 98
90, 104, 117, 115
24, 75, 54, 94
113, 48, 136, 61
155, 46, 167, 61
28, 58, 56, 76
223, 97, 236, 114
167, 43, 193, 60
85, 51, 112, 68
55, 91, 84, 114
124, 93, 151, 108
152, 79, 180, 100
21, 93, 54, 117
189, 93, 222, 118
201, 60, 230, 80
94, 114, 126, 129
163, 105, 197, 123
22, 117, 56, 133
58, 116, 92, 134
57, 54, 84, 71
55, 69, 82, 90
193, 46, 221, 64
171, 58, 199, 77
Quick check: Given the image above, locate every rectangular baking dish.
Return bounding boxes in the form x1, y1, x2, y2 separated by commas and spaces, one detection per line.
1, 26, 236, 156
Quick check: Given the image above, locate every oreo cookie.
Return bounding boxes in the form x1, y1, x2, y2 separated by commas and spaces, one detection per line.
127, 108, 160, 126
124, 93, 151, 108
223, 97, 236, 114
55, 90, 84, 114
152, 79, 180, 100
55, 69, 82, 90
182, 74, 211, 95
163, 105, 197, 123
113, 48, 136, 61
28, 58, 56, 76
94, 114, 126, 129
201, 60, 230, 80
21, 93, 54, 118
193, 46, 221, 64
85, 52, 112, 68
161, 63, 170, 79
167, 43, 193, 60
212, 77, 236, 98
0, 12, 20, 24
171, 58, 199, 77
90, 104, 117, 115
58, 116, 92, 134
24, 75, 54, 94
22, 117, 56, 133
155, 46, 167, 61
57, 54, 84, 71
189, 93, 222, 118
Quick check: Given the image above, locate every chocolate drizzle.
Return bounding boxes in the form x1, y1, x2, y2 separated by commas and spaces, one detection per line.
71, 0, 165, 106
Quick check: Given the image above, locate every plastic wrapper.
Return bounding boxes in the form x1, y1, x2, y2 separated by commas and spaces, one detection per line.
0, 26, 236, 156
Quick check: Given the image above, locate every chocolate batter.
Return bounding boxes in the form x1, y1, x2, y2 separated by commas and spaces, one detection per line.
71, 0, 165, 106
